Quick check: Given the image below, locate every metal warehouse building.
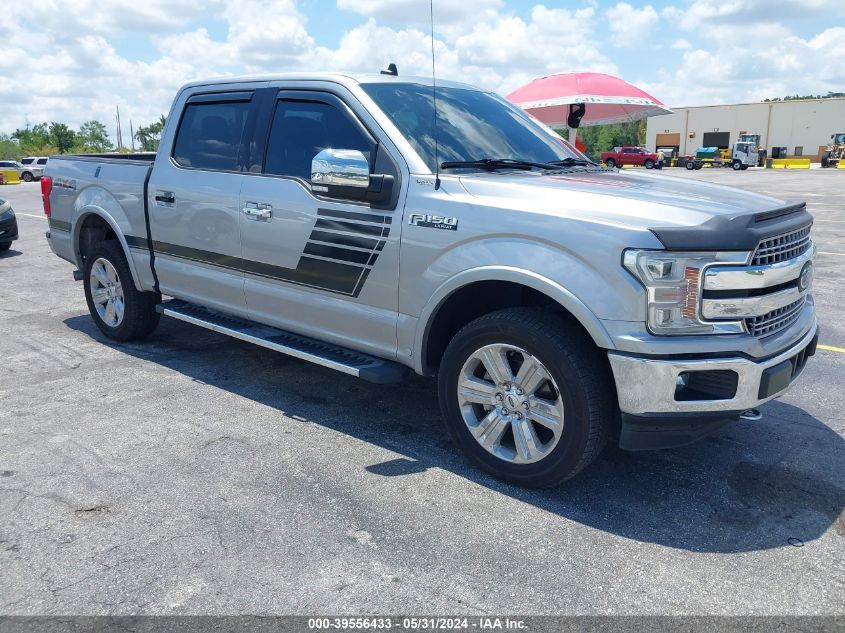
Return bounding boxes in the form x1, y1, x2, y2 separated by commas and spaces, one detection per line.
645, 97, 845, 161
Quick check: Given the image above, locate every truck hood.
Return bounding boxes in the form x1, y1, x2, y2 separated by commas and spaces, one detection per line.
456, 169, 811, 250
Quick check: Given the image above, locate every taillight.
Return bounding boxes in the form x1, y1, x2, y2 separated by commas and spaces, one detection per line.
41, 176, 52, 217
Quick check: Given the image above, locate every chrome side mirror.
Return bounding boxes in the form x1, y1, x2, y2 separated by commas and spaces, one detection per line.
311, 149, 369, 189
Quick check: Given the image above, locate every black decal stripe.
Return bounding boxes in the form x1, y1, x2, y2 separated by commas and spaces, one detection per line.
304, 242, 372, 265
315, 218, 384, 236
375, 241, 385, 252
127, 237, 367, 296
48, 218, 71, 232
153, 241, 242, 270
309, 230, 379, 250
318, 208, 392, 225
353, 268, 372, 297
125, 235, 149, 249
241, 256, 363, 294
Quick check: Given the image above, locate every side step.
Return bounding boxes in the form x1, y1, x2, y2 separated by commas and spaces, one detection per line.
156, 300, 408, 384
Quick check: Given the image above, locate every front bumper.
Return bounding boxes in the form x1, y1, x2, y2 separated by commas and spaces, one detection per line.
608, 322, 818, 449
0, 213, 18, 243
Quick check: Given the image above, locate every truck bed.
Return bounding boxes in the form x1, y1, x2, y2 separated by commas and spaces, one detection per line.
44, 154, 156, 290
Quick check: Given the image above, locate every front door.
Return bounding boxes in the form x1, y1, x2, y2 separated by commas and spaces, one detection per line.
147, 91, 254, 317
238, 89, 402, 359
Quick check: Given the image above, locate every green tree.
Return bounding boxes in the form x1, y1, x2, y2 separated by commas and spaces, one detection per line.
49, 122, 77, 153
12, 123, 51, 154
0, 134, 21, 160
135, 115, 166, 152
77, 120, 112, 152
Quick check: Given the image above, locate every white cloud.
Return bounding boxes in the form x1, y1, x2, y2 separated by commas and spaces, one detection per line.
605, 3, 659, 44
336, 0, 502, 28
0, 0, 842, 142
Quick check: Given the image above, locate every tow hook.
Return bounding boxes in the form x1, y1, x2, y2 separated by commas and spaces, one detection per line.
739, 408, 763, 421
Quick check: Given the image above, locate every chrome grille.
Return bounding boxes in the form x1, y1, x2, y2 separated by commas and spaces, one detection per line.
745, 297, 806, 338
752, 225, 811, 266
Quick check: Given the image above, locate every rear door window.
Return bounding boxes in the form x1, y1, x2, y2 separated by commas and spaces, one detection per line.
36, 158, 48, 165
172, 99, 251, 171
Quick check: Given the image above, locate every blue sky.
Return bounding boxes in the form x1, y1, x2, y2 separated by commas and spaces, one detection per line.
2, 0, 843, 140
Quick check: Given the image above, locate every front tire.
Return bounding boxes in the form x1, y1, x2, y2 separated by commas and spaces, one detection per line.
732, 160, 742, 170
685, 160, 694, 170
21, 172, 33, 182
437, 308, 614, 487
644, 159, 654, 169
0, 241, 11, 252
83, 240, 160, 341
605, 158, 616, 168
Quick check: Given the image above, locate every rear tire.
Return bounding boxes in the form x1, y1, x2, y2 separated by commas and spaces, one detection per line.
0, 241, 11, 251
83, 240, 160, 341
437, 308, 614, 487
740, 164, 749, 170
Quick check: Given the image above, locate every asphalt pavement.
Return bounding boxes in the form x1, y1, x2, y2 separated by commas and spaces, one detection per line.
0, 170, 843, 616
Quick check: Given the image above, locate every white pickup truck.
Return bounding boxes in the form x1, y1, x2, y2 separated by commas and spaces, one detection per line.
43, 73, 818, 486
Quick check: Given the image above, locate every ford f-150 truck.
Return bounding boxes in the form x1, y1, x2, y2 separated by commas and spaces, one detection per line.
600, 146, 659, 169
43, 73, 818, 487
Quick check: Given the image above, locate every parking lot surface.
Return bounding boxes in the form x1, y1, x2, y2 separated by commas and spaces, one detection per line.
1, 170, 843, 615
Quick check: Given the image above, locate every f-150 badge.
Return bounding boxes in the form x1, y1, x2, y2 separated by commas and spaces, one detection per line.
408, 213, 458, 231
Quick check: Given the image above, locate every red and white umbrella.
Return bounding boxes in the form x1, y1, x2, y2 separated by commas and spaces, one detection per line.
506, 72, 672, 127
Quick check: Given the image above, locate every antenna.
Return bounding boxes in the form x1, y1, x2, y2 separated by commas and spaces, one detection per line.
430, 0, 441, 190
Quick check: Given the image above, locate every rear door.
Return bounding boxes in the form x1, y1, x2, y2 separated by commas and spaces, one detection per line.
237, 88, 403, 358
147, 90, 255, 317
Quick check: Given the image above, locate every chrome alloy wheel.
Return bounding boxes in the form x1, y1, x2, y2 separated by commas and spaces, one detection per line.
457, 344, 565, 464
89, 257, 125, 327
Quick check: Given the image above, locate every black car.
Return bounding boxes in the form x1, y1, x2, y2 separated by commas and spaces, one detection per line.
0, 197, 19, 251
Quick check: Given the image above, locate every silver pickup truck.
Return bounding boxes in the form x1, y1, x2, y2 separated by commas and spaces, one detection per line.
43, 73, 818, 486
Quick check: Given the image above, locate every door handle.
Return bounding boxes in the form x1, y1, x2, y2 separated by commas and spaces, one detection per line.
154, 191, 175, 206
242, 202, 273, 221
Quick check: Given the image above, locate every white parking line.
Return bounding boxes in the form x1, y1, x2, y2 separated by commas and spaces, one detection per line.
15, 213, 46, 219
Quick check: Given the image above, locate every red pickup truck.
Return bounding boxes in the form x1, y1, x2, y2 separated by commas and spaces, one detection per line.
600, 147, 658, 169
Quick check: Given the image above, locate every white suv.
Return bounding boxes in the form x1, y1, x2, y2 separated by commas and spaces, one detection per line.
19, 156, 48, 181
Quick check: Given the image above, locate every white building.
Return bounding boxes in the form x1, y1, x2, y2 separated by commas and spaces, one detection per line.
645, 97, 845, 160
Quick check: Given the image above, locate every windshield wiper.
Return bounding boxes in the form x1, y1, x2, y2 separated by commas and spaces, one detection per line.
546, 157, 594, 167
440, 158, 561, 171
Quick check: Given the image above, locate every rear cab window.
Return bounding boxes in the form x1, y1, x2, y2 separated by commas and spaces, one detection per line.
172, 96, 252, 171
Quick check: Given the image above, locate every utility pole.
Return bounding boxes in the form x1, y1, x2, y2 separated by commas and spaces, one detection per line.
130, 120, 135, 152
116, 104, 123, 149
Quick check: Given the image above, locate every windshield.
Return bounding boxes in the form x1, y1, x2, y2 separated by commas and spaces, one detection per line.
834, 134, 845, 144
361, 82, 585, 172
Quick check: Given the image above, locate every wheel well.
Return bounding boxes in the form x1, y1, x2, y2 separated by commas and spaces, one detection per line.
77, 214, 118, 264
422, 280, 593, 375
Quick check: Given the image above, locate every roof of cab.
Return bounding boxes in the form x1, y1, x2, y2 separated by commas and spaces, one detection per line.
178, 72, 481, 93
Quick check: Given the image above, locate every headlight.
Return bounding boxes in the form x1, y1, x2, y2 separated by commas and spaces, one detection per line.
623, 249, 747, 335
0, 208, 13, 221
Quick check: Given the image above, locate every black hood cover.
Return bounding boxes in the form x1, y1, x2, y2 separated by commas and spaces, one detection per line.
650, 202, 812, 251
